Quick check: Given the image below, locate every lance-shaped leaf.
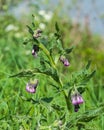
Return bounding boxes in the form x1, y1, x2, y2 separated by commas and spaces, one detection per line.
41, 97, 53, 103
54, 22, 61, 40
86, 70, 96, 80
32, 22, 35, 27
77, 86, 86, 94
51, 104, 64, 111
69, 62, 96, 87
80, 70, 96, 85
26, 25, 34, 35
39, 97, 53, 109
64, 47, 73, 54
21, 97, 39, 104
9, 67, 59, 85
9, 69, 36, 78
55, 22, 60, 32
85, 60, 92, 70
58, 46, 73, 56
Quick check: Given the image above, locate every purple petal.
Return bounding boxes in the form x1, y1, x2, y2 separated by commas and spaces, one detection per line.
26, 84, 36, 93
64, 59, 70, 66
71, 97, 78, 105
77, 95, 84, 104
26, 80, 38, 94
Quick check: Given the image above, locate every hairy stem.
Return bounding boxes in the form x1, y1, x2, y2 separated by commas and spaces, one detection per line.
39, 42, 71, 112
39, 43, 56, 69
58, 78, 72, 112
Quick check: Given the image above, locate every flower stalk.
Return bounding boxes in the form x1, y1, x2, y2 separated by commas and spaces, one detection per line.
38, 42, 71, 112
39, 42, 56, 69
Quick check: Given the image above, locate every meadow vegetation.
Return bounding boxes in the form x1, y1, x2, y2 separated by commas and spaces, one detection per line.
0, 1, 104, 130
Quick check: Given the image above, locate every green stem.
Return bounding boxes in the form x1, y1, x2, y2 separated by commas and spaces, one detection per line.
39, 42, 71, 112
39, 43, 56, 69
58, 78, 71, 112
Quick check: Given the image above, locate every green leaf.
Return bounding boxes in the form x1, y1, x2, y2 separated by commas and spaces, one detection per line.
54, 33, 61, 40
51, 104, 64, 111
87, 70, 96, 79
55, 22, 60, 32
77, 87, 86, 94
32, 22, 35, 27
21, 97, 39, 104
64, 47, 73, 54
9, 70, 36, 78
86, 60, 92, 70
26, 25, 34, 35
41, 97, 53, 103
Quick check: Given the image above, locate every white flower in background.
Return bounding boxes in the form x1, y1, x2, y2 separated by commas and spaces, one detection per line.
39, 23, 46, 30
38, 10, 46, 16
38, 10, 53, 21
44, 12, 53, 21
5, 24, 18, 32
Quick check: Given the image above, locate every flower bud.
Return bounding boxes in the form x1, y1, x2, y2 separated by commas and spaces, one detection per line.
60, 55, 70, 67
26, 79, 38, 93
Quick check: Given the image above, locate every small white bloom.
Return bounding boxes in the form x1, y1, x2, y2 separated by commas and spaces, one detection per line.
38, 10, 46, 16
39, 23, 46, 30
44, 11, 53, 21
39, 10, 53, 21
5, 24, 18, 32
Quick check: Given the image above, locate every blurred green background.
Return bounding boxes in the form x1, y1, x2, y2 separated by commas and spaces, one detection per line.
0, 0, 104, 129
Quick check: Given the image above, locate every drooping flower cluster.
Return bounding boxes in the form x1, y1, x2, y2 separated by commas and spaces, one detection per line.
32, 29, 42, 57
60, 55, 70, 66
26, 79, 38, 93
71, 91, 84, 112
33, 29, 42, 39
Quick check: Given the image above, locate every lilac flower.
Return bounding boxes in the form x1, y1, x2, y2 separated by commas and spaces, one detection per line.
71, 91, 84, 112
26, 79, 38, 93
32, 45, 39, 57
64, 59, 70, 66
60, 56, 70, 67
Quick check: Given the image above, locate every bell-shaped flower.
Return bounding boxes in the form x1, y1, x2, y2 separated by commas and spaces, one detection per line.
71, 91, 84, 112
26, 79, 38, 93
60, 55, 70, 67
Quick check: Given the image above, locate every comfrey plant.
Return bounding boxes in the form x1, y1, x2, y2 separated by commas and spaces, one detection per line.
10, 16, 99, 129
